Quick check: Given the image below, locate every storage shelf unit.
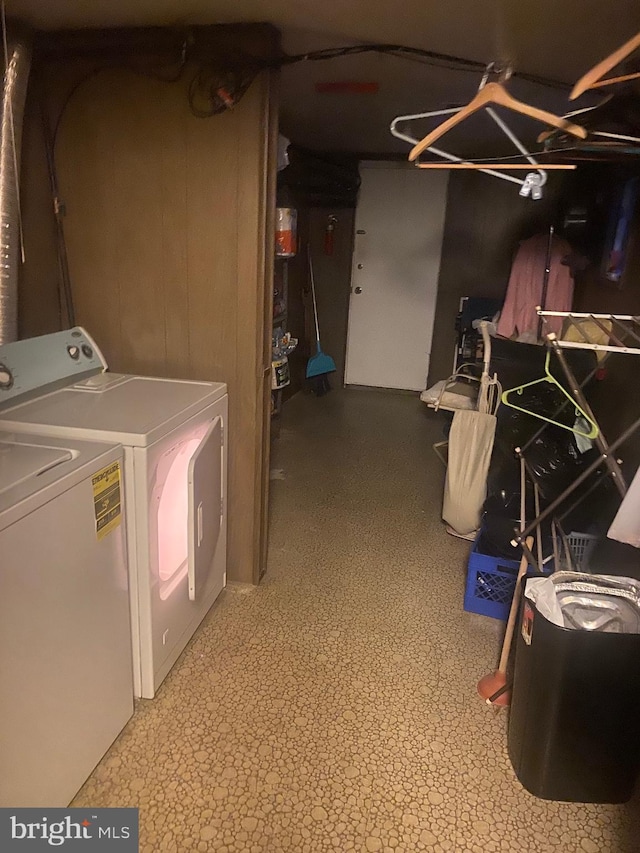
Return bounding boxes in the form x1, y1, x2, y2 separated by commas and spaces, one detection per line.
272, 258, 289, 418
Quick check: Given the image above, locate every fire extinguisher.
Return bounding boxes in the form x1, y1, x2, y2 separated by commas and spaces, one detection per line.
324, 214, 337, 256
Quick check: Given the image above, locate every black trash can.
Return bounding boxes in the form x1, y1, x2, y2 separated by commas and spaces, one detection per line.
508, 590, 640, 803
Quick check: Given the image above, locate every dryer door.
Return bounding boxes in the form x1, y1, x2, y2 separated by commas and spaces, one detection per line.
188, 416, 223, 601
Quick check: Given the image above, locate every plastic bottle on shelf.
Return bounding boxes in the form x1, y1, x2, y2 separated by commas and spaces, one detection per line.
275, 207, 297, 258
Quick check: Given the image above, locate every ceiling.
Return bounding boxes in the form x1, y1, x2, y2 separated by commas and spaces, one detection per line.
7, 0, 640, 156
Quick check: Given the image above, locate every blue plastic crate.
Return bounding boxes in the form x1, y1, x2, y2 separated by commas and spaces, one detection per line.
464, 536, 520, 621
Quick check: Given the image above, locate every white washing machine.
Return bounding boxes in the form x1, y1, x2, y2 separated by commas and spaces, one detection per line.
0, 328, 228, 699
0, 432, 133, 806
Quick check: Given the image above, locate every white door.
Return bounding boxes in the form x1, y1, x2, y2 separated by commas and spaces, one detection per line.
344, 164, 448, 391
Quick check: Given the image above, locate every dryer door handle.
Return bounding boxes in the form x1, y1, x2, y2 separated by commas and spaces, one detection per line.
197, 502, 204, 546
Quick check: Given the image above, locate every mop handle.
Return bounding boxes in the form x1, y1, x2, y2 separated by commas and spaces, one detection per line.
497, 537, 534, 675
308, 247, 321, 345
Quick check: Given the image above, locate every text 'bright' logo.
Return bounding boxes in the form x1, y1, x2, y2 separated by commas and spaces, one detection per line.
10, 815, 132, 846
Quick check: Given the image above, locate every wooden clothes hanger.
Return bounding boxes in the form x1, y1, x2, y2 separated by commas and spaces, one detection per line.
416, 163, 574, 170
501, 349, 599, 439
409, 73, 587, 162
391, 104, 575, 186
571, 31, 640, 100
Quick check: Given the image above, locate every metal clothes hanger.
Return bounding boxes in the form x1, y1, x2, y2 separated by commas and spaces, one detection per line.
501, 349, 600, 439
391, 70, 573, 195
408, 65, 587, 162
536, 96, 640, 147
570, 31, 640, 100
390, 104, 549, 189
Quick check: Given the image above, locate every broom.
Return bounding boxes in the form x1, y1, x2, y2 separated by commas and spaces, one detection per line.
477, 536, 534, 707
306, 247, 336, 395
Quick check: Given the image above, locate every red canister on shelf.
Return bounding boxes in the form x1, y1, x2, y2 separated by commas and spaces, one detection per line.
275, 207, 297, 257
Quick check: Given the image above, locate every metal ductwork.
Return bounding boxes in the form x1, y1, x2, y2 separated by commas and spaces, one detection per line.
0, 25, 31, 345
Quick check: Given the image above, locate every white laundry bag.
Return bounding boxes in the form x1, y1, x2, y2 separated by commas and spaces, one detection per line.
442, 410, 496, 536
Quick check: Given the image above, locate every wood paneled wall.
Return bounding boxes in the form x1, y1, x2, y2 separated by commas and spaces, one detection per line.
429, 170, 566, 385
282, 207, 355, 398
574, 190, 640, 474
50, 64, 277, 584
308, 208, 355, 387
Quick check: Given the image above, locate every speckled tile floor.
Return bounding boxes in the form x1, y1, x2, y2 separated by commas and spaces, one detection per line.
73, 388, 640, 852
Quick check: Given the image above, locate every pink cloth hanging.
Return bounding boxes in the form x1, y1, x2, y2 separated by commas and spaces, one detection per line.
497, 233, 574, 339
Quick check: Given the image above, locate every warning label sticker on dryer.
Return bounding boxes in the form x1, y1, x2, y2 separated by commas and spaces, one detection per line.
92, 461, 122, 540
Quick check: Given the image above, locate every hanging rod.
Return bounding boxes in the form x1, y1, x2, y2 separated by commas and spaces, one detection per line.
539, 311, 640, 321
537, 310, 640, 355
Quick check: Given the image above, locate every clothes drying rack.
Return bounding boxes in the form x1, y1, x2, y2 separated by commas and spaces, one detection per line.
509, 310, 640, 571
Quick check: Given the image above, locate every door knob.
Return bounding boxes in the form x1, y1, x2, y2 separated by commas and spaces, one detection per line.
354, 286, 362, 294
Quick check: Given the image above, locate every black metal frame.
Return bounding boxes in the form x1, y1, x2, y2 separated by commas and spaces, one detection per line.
510, 317, 640, 569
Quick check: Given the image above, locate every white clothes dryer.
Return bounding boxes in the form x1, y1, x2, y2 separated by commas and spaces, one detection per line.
0, 329, 228, 698
0, 432, 133, 806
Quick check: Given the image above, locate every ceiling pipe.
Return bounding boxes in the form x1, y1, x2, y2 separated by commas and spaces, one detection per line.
0, 22, 31, 344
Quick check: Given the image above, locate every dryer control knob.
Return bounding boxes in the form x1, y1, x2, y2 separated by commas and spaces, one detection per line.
0, 363, 13, 388
67, 345, 80, 359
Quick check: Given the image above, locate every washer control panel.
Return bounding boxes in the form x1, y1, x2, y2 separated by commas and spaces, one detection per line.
0, 327, 107, 409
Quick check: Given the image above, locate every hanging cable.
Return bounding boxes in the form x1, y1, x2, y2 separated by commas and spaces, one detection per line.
1, 0, 25, 264
43, 33, 575, 134
38, 75, 75, 327
187, 59, 262, 117
276, 44, 570, 90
